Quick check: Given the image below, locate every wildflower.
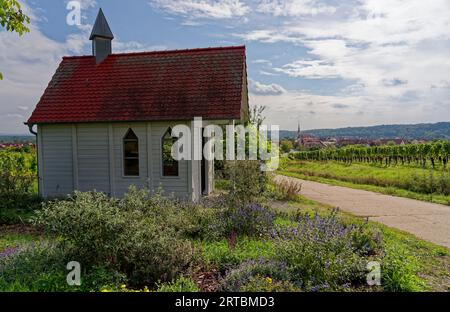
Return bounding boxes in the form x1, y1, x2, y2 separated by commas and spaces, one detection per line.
265, 277, 273, 284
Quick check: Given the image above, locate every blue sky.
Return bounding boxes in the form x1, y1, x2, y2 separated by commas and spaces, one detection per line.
1, 0, 449, 134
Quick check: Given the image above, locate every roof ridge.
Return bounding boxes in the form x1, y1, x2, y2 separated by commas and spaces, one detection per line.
62, 45, 245, 60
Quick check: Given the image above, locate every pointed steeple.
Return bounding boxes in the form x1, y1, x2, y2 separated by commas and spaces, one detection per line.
297, 121, 303, 145
90, 8, 114, 64
89, 8, 114, 40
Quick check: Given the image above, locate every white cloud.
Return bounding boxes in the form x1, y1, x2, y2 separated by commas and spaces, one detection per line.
249, 79, 286, 95
65, 0, 97, 10
114, 41, 168, 53
257, 0, 336, 16
259, 70, 279, 76
0, 2, 164, 133
252, 88, 449, 131
150, 0, 249, 19
238, 0, 450, 129
274, 59, 341, 79
252, 59, 272, 65
0, 21, 87, 132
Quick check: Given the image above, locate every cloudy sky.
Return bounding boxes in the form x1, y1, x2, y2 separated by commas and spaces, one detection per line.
1, 0, 449, 134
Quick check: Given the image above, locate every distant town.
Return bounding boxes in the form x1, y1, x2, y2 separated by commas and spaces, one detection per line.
296, 129, 426, 149
1, 121, 449, 151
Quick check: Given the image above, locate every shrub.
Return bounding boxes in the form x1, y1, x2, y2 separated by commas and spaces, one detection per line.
157, 276, 199, 292
271, 177, 303, 201
121, 187, 219, 240
0, 150, 36, 196
351, 224, 383, 256
123, 220, 194, 285
271, 211, 367, 291
220, 203, 275, 237
0, 148, 41, 223
218, 258, 292, 292
33, 189, 195, 286
225, 160, 268, 207
0, 242, 126, 292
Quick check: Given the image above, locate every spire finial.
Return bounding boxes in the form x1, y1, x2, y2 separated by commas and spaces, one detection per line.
90, 8, 114, 64
89, 8, 114, 40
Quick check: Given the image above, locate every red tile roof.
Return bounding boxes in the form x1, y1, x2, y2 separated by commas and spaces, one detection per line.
27, 46, 247, 124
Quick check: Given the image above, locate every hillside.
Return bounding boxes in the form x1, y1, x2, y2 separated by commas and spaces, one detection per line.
0, 135, 35, 143
281, 122, 450, 140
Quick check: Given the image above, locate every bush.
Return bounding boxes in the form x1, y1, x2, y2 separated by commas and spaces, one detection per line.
351, 224, 383, 256
218, 258, 292, 292
225, 160, 268, 207
271, 177, 303, 201
219, 203, 275, 237
271, 211, 367, 291
157, 276, 199, 292
0, 242, 126, 292
0, 148, 41, 223
33, 189, 195, 286
0, 150, 36, 196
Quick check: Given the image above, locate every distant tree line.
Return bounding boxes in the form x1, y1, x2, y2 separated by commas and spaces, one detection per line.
280, 122, 450, 140
291, 141, 450, 169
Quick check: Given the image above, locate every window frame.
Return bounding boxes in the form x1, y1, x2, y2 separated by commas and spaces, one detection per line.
123, 128, 140, 177
161, 127, 179, 177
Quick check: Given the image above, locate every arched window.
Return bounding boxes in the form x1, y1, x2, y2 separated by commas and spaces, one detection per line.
123, 129, 139, 176
162, 128, 179, 176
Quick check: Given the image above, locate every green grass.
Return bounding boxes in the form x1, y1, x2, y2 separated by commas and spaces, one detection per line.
194, 237, 276, 270
279, 160, 450, 205
0, 232, 39, 251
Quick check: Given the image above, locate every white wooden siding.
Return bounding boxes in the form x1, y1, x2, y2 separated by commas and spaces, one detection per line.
40, 125, 74, 197
39, 121, 205, 200
76, 124, 110, 193
149, 122, 190, 199
112, 123, 149, 197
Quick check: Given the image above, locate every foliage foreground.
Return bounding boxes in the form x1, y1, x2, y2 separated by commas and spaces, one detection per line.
1, 183, 440, 292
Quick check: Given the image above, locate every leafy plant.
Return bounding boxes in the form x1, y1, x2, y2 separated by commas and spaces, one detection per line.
0, 0, 31, 80
0, 242, 126, 292
33, 189, 195, 286
218, 203, 275, 237
157, 276, 199, 292
381, 243, 424, 292
272, 177, 303, 201
218, 258, 292, 292
271, 211, 367, 291
240, 275, 300, 292
225, 160, 268, 207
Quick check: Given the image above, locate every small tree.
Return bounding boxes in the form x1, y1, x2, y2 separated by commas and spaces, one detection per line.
0, 0, 30, 79
280, 139, 294, 154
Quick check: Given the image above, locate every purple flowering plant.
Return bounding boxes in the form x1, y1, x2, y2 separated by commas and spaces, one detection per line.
270, 209, 369, 291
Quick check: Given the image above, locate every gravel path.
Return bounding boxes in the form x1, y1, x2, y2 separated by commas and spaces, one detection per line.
276, 175, 450, 248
